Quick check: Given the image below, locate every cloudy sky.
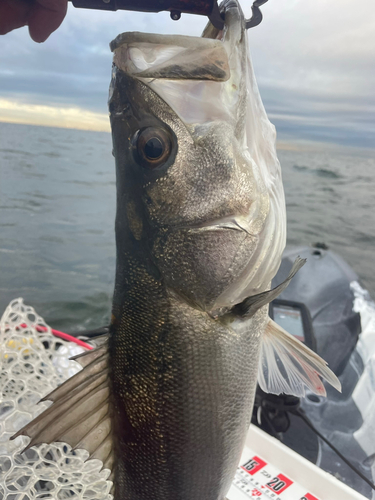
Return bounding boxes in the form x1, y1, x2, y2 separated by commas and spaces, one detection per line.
1, 0, 374, 148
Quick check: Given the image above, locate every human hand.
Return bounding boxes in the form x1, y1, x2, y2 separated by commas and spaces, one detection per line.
0, 0, 68, 42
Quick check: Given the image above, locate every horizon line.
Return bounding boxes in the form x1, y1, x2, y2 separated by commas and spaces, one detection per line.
1, 118, 374, 155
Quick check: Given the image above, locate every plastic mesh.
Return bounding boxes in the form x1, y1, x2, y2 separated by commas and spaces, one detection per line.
0, 298, 112, 499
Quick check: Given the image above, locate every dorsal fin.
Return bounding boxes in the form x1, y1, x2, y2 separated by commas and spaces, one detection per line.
11, 338, 114, 492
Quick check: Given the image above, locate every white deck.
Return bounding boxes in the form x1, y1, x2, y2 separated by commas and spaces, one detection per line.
227, 425, 367, 500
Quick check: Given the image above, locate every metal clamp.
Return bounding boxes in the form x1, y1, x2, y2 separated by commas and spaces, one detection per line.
246, 0, 268, 29
69, 0, 269, 30
209, 0, 269, 31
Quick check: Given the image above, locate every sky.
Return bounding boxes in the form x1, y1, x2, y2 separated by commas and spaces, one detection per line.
0, 0, 374, 149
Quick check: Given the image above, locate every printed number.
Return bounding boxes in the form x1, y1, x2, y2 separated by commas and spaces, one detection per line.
300, 495, 319, 500
266, 474, 292, 494
241, 456, 267, 476
251, 490, 261, 497
243, 459, 259, 472
267, 478, 285, 492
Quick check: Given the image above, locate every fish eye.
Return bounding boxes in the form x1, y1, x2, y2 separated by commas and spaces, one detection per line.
135, 127, 172, 169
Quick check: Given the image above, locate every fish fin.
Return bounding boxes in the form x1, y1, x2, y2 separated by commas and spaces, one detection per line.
68, 326, 110, 339
70, 340, 109, 368
258, 318, 341, 397
230, 257, 306, 319
40, 349, 108, 402
11, 340, 114, 469
109, 472, 115, 495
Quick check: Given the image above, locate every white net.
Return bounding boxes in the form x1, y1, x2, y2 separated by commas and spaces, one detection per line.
0, 298, 112, 499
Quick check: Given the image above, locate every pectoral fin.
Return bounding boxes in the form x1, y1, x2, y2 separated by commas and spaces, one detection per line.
258, 319, 341, 397
11, 338, 114, 473
230, 257, 306, 319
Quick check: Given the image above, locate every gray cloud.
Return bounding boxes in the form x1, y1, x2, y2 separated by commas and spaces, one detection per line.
0, 0, 374, 147
246, 0, 375, 147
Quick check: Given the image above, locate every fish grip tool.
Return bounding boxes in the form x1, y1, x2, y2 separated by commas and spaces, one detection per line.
68, 0, 269, 29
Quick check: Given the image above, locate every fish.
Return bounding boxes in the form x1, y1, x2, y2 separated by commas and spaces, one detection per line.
12, 1, 341, 499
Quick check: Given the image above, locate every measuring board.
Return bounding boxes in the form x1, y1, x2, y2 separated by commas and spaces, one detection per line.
226, 426, 368, 500
228, 454, 319, 499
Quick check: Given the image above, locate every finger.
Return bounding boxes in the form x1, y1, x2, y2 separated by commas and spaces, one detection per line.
28, 0, 67, 42
0, 1, 29, 35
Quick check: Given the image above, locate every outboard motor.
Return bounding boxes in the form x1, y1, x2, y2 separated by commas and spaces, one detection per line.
272, 243, 361, 375
252, 244, 375, 497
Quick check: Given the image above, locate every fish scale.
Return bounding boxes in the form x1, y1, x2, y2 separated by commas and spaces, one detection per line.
112, 292, 264, 498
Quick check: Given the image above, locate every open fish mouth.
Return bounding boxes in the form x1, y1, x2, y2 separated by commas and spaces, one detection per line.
111, 31, 230, 83
109, 0, 250, 131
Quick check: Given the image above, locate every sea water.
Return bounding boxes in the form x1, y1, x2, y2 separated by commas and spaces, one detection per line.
0, 121, 374, 332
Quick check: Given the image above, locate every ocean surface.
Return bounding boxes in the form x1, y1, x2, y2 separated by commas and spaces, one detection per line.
1, 121, 374, 333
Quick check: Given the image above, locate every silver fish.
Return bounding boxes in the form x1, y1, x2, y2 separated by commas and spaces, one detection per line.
13, 1, 340, 499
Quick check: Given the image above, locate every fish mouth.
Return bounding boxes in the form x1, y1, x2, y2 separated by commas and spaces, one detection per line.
110, 31, 230, 83
110, 1, 245, 127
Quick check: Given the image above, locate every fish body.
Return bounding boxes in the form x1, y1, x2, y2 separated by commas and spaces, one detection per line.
110, 260, 266, 499
108, 3, 280, 497
12, 2, 340, 499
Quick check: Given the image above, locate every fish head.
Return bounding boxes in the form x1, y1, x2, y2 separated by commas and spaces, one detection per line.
109, 0, 286, 312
